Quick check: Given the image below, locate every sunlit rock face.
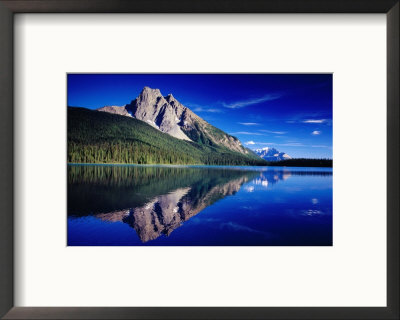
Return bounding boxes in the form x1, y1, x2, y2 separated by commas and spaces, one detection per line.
125, 87, 191, 141
97, 86, 248, 154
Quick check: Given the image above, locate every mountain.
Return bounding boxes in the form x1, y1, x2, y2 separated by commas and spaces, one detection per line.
68, 107, 266, 166
97, 105, 131, 117
95, 175, 250, 243
254, 147, 291, 162
97, 86, 248, 154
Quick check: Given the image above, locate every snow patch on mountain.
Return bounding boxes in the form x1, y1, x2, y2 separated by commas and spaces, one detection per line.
254, 147, 291, 161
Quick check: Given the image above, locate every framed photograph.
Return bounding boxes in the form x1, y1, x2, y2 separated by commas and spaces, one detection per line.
67, 73, 333, 247
0, 1, 398, 319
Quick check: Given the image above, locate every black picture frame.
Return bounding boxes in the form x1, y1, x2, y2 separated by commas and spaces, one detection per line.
0, 1, 398, 319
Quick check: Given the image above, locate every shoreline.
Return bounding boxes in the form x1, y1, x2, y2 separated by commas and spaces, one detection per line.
67, 162, 333, 170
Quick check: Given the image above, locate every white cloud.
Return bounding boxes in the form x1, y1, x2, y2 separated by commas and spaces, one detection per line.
279, 142, 305, 147
222, 94, 281, 109
245, 141, 256, 145
311, 145, 331, 148
232, 132, 264, 135
184, 103, 223, 113
192, 106, 223, 113
249, 142, 303, 147
251, 142, 274, 146
259, 129, 287, 135
249, 141, 330, 149
312, 131, 321, 135
303, 119, 326, 124
239, 122, 260, 126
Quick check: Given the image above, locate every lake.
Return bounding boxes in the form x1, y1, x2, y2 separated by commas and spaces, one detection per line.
68, 164, 332, 246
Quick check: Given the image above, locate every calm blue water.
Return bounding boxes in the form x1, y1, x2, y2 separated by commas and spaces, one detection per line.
68, 164, 332, 246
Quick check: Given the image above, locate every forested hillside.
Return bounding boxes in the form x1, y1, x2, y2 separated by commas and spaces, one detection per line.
67, 107, 267, 166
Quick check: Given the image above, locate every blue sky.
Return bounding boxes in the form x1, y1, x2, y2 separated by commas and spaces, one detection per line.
68, 74, 332, 159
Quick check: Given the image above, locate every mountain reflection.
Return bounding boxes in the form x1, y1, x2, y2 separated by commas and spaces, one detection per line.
253, 169, 291, 187
122, 175, 248, 242
68, 165, 331, 243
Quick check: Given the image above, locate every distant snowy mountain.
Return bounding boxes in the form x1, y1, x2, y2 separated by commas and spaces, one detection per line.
254, 147, 291, 161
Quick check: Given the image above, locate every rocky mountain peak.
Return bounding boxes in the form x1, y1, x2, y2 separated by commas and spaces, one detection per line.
141, 86, 161, 95
136, 87, 162, 104
98, 86, 249, 155
165, 93, 174, 102
125, 87, 190, 141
